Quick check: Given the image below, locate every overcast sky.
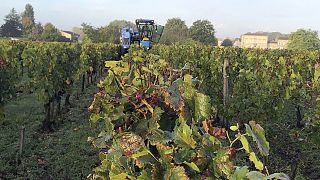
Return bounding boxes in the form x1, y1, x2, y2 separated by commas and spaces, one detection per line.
0, 0, 319, 38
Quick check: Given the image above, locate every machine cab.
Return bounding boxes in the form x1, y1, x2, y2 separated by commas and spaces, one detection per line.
135, 19, 155, 49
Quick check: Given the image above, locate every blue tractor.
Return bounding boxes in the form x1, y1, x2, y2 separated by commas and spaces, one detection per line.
120, 19, 164, 55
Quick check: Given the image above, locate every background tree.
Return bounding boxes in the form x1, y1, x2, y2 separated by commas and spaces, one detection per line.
29, 23, 43, 41
21, 4, 35, 37
81, 23, 102, 43
0, 8, 22, 37
105, 20, 135, 44
288, 29, 320, 51
160, 18, 188, 44
41, 23, 63, 42
221, 38, 233, 47
189, 19, 216, 45
81, 20, 135, 43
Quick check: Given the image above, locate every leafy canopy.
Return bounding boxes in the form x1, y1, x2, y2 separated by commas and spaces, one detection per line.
160, 18, 189, 44
189, 19, 216, 45
221, 39, 233, 47
288, 29, 320, 51
0, 8, 22, 37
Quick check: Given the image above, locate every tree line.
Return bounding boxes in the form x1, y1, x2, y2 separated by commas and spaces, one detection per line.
0, 4, 72, 42
80, 18, 218, 46
1, 3, 320, 51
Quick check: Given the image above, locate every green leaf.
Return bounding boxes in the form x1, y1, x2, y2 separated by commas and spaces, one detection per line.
249, 152, 264, 171
110, 173, 130, 180
266, 173, 290, 180
245, 121, 270, 156
156, 143, 174, 164
105, 61, 129, 74
239, 135, 250, 153
183, 161, 201, 173
174, 122, 197, 149
163, 80, 184, 111
90, 114, 101, 124
173, 148, 195, 164
314, 64, 320, 86
159, 59, 168, 68
141, 66, 152, 73
165, 166, 189, 180
230, 166, 249, 180
246, 171, 266, 180
138, 169, 152, 180
184, 74, 193, 84
194, 92, 211, 122
104, 116, 114, 137
91, 130, 112, 148
134, 118, 148, 134
213, 149, 234, 177
131, 147, 150, 159
149, 107, 163, 132
148, 129, 173, 145
230, 125, 239, 131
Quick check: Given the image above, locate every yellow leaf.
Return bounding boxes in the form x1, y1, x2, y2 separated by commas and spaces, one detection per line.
249, 152, 264, 171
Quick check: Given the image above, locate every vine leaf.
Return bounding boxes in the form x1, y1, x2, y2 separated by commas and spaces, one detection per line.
213, 149, 234, 178
104, 116, 114, 137
266, 173, 290, 180
148, 129, 173, 145
162, 80, 184, 111
184, 74, 193, 84
131, 147, 150, 159
173, 148, 195, 164
89, 129, 113, 149
246, 171, 265, 180
246, 121, 270, 156
249, 152, 264, 171
174, 122, 197, 149
118, 133, 144, 157
138, 169, 152, 180
314, 63, 320, 86
105, 61, 129, 75
230, 166, 249, 180
148, 107, 163, 133
164, 166, 189, 180
183, 161, 201, 173
230, 125, 238, 131
110, 173, 131, 180
194, 92, 211, 122
90, 114, 101, 124
156, 143, 174, 164
141, 99, 154, 114
239, 135, 251, 153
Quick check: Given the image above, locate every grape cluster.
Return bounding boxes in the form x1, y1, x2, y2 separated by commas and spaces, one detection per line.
0, 58, 5, 68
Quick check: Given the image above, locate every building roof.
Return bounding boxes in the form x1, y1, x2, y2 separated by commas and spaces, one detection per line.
277, 37, 289, 40
243, 32, 268, 36
61, 30, 80, 37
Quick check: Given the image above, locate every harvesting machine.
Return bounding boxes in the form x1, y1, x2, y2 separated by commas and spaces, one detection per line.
120, 19, 164, 55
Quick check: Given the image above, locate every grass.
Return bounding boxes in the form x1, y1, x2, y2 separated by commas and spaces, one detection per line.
0, 85, 100, 179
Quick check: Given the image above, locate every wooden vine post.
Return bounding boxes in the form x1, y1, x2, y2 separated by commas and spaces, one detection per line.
19, 126, 25, 156
17, 126, 25, 164
223, 57, 229, 127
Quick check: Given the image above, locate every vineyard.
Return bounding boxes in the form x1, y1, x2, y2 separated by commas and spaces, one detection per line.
0, 40, 320, 179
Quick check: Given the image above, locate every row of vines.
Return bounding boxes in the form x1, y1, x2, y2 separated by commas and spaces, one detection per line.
149, 44, 320, 179
0, 40, 119, 130
87, 45, 320, 179
1, 40, 320, 179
